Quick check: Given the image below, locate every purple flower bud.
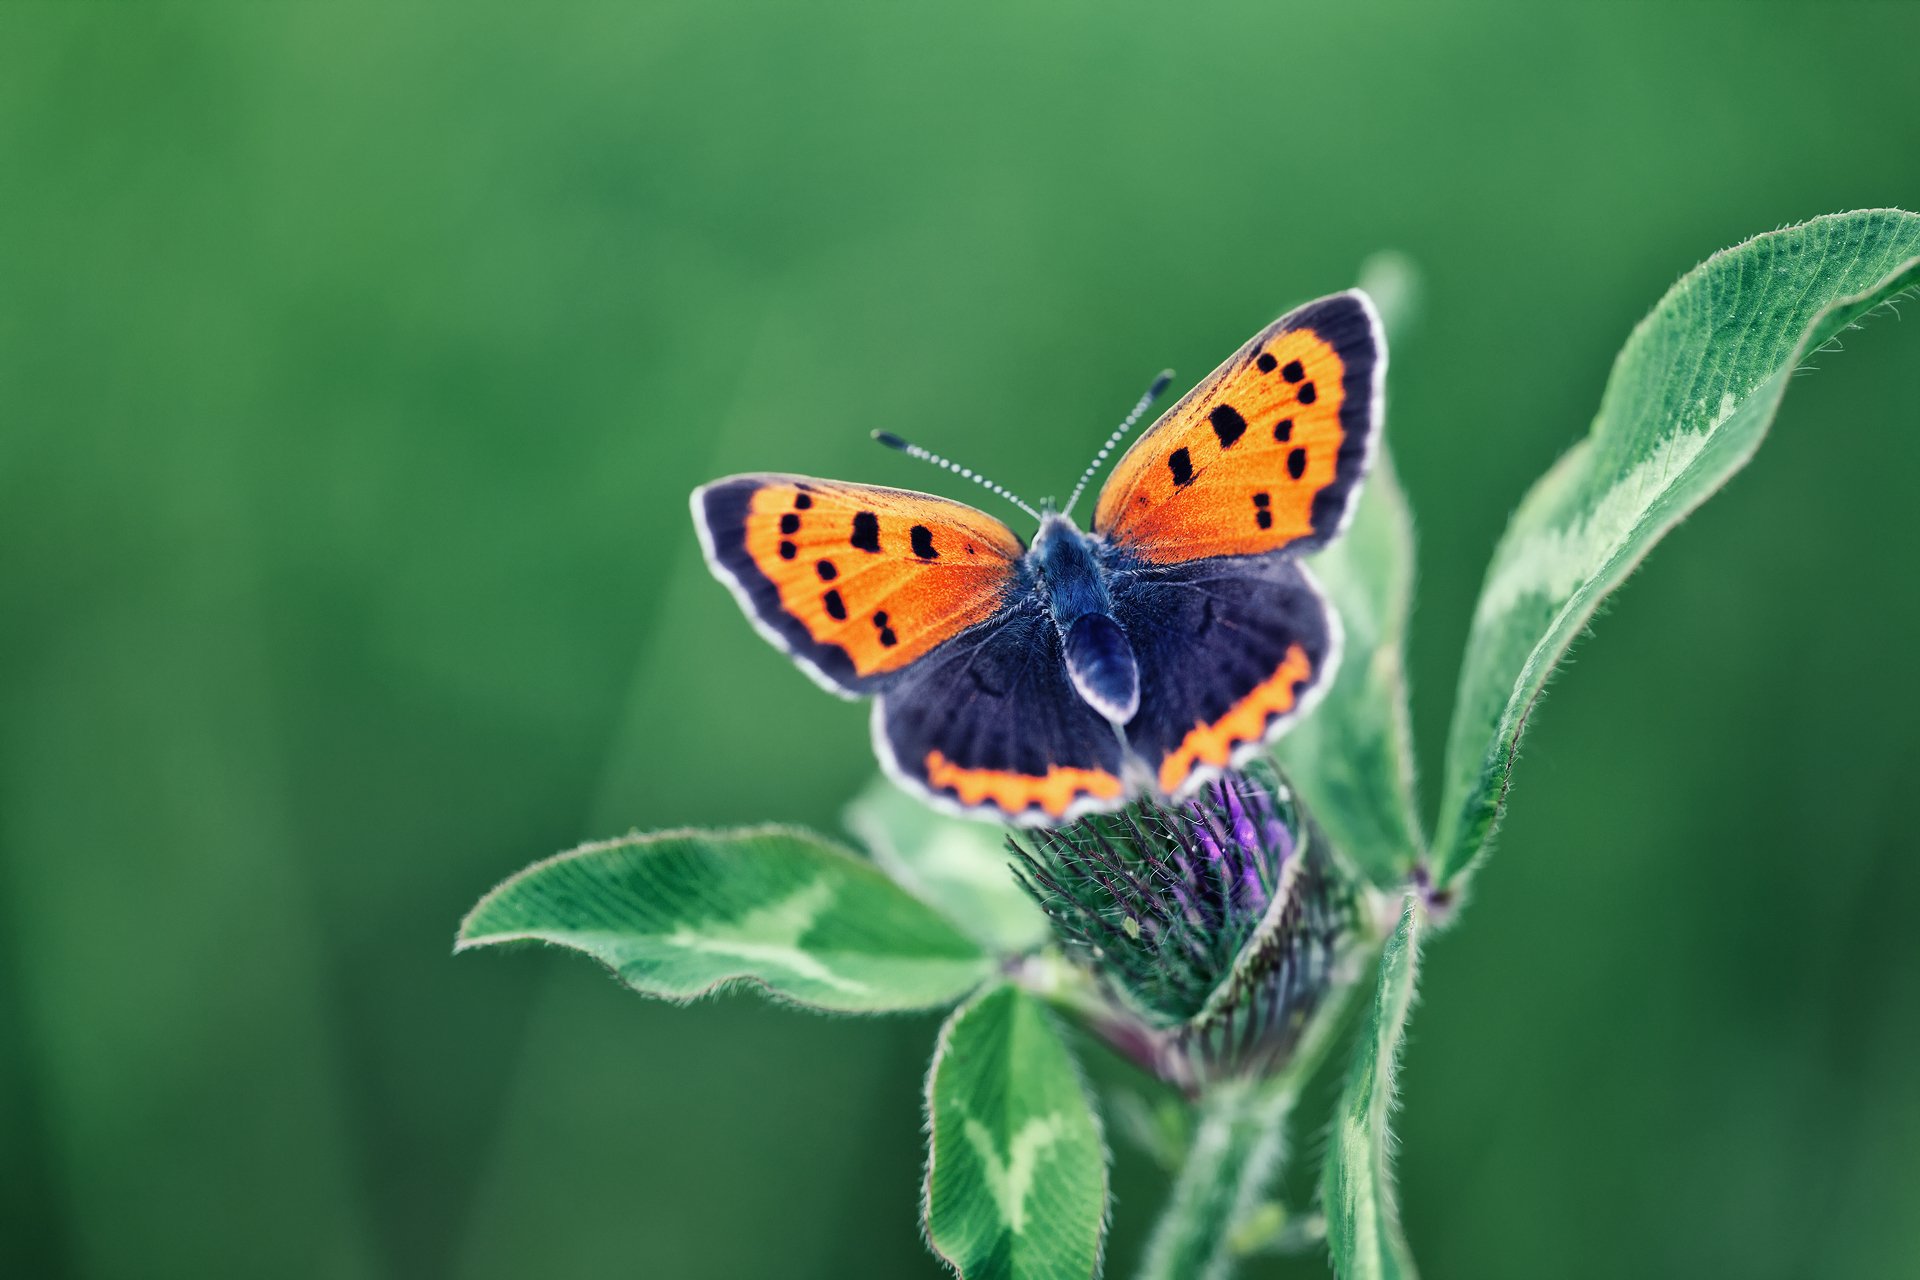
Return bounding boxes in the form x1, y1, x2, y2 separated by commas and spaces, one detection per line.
1011, 765, 1360, 1090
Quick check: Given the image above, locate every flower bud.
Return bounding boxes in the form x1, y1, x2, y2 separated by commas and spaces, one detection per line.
1012, 765, 1361, 1090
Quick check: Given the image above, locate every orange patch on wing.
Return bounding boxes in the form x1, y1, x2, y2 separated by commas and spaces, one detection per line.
741, 482, 1021, 676
1156, 645, 1315, 794
1095, 326, 1349, 563
924, 750, 1124, 819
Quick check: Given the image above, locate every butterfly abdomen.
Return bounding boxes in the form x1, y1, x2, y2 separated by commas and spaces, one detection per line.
1063, 614, 1139, 725
1034, 517, 1140, 725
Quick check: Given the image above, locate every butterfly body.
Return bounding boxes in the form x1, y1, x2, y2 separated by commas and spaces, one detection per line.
1031, 514, 1140, 725
693, 290, 1384, 825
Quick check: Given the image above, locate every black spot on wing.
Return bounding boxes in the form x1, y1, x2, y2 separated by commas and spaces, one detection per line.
778, 540, 797, 559
851, 511, 881, 553
779, 513, 800, 534
910, 524, 939, 559
1298, 381, 1317, 405
1281, 359, 1305, 383
1168, 447, 1194, 487
696, 479, 873, 696
1287, 448, 1307, 480
1208, 404, 1247, 449
816, 559, 837, 581
823, 589, 847, 620
1273, 418, 1292, 442
1256, 352, 1278, 373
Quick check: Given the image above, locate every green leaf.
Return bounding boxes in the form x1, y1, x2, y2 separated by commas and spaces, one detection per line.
1275, 446, 1426, 886
845, 778, 1049, 955
923, 984, 1108, 1280
1434, 209, 1920, 885
1323, 899, 1421, 1280
457, 825, 994, 1013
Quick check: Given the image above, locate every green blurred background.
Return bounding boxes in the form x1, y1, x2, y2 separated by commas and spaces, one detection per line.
4, 3, 1918, 1277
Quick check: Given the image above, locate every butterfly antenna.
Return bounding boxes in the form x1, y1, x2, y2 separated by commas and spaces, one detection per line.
1060, 369, 1174, 521
871, 432, 1042, 522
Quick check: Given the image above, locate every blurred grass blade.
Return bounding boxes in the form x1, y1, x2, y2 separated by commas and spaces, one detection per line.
1434, 209, 1920, 886
458, 825, 994, 1013
924, 985, 1108, 1280
1275, 446, 1426, 886
1323, 899, 1421, 1280
846, 778, 1049, 955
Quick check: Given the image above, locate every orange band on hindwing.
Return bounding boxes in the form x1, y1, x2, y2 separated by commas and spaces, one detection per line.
924, 750, 1125, 819
1156, 645, 1315, 793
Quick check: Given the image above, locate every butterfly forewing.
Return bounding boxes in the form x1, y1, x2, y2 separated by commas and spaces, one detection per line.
694, 476, 1025, 695
1093, 291, 1383, 563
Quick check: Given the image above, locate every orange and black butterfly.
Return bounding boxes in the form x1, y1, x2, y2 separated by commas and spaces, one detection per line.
692, 291, 1384, 825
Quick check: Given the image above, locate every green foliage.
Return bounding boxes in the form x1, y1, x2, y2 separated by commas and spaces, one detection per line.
1435, 210, 1920, 886
923, 985, 1109, 1280
1274, 448, 1425, 886
1323, 900, 1421, 1280
846, 778, 1050, 956
457, 826, 993, 1013
444, 211, 1920, 1280
11, 0, 1920, 1267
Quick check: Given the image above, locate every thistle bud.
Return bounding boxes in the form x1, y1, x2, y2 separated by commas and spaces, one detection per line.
1011, 765, 1361, 1090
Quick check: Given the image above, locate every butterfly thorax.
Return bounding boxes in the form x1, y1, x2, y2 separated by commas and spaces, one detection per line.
1032, 515, 1140, 727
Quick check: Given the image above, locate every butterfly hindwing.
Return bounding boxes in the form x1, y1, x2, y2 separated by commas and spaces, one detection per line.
693, 475, 1025, 696
873, 592, 1127, 824
1107, 551, 1339, 797
1093, 291, 1383, 564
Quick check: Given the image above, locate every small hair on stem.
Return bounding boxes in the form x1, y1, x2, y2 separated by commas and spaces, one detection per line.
872, 431, 1042, 521
1060, 369, 1175, 520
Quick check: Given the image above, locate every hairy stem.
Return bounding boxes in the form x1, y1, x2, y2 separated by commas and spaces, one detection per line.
1135, 965, 1365, 1280
1136, 1080, 1294, 1280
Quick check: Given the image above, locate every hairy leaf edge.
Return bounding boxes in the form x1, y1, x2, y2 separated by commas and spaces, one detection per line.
921, 984, 1113, 1280
454, 822, 993, 1014
1437, 215, 1920, 887
1323, 897, 1421, 1280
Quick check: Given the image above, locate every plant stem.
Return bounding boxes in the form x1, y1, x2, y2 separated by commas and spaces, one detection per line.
1133, 954, 1370, 1280
1136, 1079, 1294, 1280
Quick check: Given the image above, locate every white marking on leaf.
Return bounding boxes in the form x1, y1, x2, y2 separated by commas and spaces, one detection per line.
662, 878, 868, 993
963, 1111, 1068, 1234
1474, 393, 1738, 624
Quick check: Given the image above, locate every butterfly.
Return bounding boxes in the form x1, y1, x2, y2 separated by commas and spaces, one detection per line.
692, 290, 1384, 826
